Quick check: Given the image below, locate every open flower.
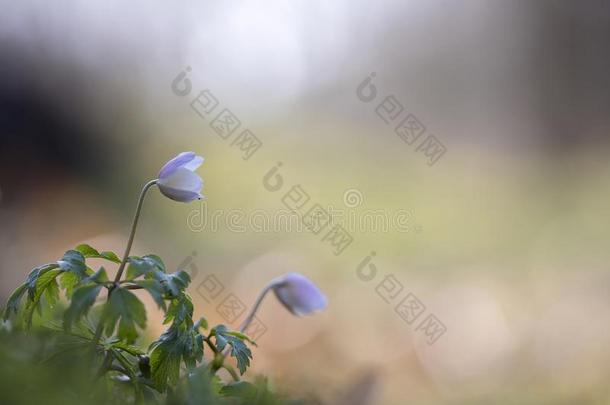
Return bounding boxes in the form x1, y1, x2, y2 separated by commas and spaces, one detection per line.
157, 151, 204, 202
271, 272, 328, 316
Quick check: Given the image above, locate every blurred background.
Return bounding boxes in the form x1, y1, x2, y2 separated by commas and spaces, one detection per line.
1, 1, 610, 403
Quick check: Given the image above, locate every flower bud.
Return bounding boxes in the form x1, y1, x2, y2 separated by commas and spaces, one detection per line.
157, 152, 204, 202
271, 273, 328, 316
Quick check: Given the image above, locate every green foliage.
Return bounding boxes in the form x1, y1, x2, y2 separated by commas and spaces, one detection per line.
0, 243, 285, 404
126, 254, 165, 280
57, 250, 87, 277
76, 243, 121, 263
133, 279, 167, 311
211, 325, 255, 375
63, 284, 103, 331
2, 283, 27, 321
220, 378, 281, 404
103, 287, 147, 343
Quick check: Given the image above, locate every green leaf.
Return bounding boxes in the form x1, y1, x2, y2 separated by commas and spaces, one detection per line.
59, 271, 80, 299
75, 244, 99, 257
163, 293, 193, 325
110, 349, 145, 402
44, 276, 60, 307
25, 264, 59, 299
2, 284, 27, 320
212, 325, 253, 375
57, 250, 87, 278
103, 288, 146, 343
24, 268, 64, 325
194, 317, 208, 330
149, 326, 183, 391
149, 323, 204, 391
168, 368, 222, 403
226, 331, 257, 347
83, 267, 109, 284
99, 251, 121, 263
63, 284, 103, 331
111, 341, 145, 356
149, 270, 191, 298
149, 290, 203, 391
76, 244, 121, 264
220, 381, 258, 399
126, 255, 165, 280
132, 279, 166, 312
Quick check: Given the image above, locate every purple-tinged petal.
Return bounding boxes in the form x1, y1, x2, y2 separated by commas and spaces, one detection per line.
183, 156, 204, 171
158, 167, 202, 191
158, 186, 202, 202
158, 151, 196, 179
272, 273, 328, 316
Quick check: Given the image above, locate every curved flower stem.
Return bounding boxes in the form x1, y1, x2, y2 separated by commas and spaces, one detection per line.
238, 283, 275, 333
216, 282, 277, 363
92, 179, 157, 345
113, 179, 158, 285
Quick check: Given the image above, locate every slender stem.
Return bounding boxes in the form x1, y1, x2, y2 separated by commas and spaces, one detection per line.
93, 179, 157, 345
216, 282, 278, 363
204, 336, 219, 354
238, 283, 275, 333
114, 179, 158, 284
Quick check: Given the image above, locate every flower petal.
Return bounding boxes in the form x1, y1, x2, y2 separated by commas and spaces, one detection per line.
272, 273, 328, 316
158, 186, 202, 202
158, 151, 196, 179
183, 155, 204, 171
158, 167, 202, 190
157, 167, 203, 202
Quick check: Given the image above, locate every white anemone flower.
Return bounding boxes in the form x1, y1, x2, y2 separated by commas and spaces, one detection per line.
156, 152, 204, 202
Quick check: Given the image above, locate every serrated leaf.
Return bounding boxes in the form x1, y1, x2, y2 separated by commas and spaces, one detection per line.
227, 339, 252, 375
2, 284, 27, 320
24, 268, 64, 325
63, 284, 103, 331
149, 270, 191, 298
149, 323, 203, 391
76, 244, 121, 264
75, 244, 99, 257
99, 251, 120, 263
83, 267, 109, 284
57, 250, 87, 278
44, 277, 60, 307
60, 271, 80, 299
103, 288, 146, 343
163, 293, 193, 325
132, 279, 166, 311
25, 264, 59, 299
212, 325, 253, 374
126, 255, 165, 280
149, 326, 182, 391
226, 331, 257, 346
